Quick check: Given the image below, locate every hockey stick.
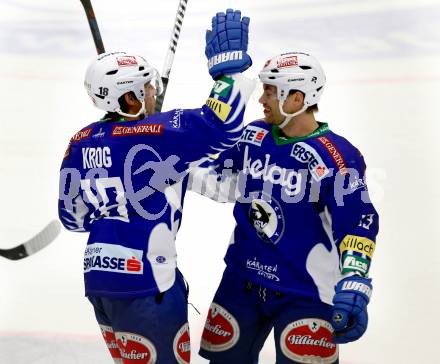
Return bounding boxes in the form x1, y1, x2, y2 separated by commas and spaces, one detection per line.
155, 0, 189, 112
79, 0, 105, 54
0, 220, 61, 260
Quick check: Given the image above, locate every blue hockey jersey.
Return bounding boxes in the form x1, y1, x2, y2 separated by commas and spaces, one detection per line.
189, 120, 379, 304
58, 74, 254, 298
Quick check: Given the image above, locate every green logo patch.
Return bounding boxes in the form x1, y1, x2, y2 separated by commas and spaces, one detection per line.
212, 76, 234, 98
341, 255, 370, 276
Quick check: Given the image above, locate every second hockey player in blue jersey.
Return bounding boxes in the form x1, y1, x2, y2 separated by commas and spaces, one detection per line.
190, 52, 379, 364
58, 9, 254, 364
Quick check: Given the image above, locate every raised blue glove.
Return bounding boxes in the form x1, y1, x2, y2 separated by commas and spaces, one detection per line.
205, 9, 252, 80
331, 276, 372, 344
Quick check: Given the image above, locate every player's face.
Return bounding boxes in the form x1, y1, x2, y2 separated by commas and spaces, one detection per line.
259, 84, 284, 125
144, 83, 156, 115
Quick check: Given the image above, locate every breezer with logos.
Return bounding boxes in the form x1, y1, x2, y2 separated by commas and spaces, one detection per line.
191, 51, 379, 364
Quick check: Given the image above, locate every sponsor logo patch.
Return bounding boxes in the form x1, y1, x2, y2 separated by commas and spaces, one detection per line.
63, 143, 71, 160
277, 55, 298, 69
341, 254, 370, 275
64, 127, 94, 159
201, 303, 240, 352
112, 124, 163, 136
290, 142, 329, 181
99, 325, 122, 360
116, 56, 138, 67
246, 257, 280, 281
117, 80, 134, 85
317, 136, 348, 175
84, 243, 144, 274
350, 177, 367, 192
339, 235, 375, 258
280, 318, 338, 363
92, 127, 106, 138
173, 323, 190, 364
71, 128, 92, 143
240, 126, 268, 147
170, 109, 183, 128
115, 332, 157, 363
206, 98, 232, 122
212, 76, 234, 98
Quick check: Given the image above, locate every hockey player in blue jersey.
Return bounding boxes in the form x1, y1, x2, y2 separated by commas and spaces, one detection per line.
58, 9, 254, 364
191, 52, 379, 363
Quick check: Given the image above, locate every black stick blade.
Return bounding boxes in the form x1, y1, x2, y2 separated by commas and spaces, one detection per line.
0, 220, 61, 261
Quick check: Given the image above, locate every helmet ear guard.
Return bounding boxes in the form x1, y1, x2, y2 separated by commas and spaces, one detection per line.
84, 51, 162, 118
258, 52, 326, 128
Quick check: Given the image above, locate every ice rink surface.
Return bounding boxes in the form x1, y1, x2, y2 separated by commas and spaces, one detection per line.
0, 0, 439, 363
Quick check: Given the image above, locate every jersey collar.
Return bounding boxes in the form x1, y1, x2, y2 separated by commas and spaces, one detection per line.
272, 122, 330, 145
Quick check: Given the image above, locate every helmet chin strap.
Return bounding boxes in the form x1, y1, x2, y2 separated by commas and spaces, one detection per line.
276, 100, 308, 129
115, 99, 146, 119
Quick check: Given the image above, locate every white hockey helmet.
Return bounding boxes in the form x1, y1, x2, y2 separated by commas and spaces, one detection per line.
84, 51, 163, 118
259, 52, 326, 128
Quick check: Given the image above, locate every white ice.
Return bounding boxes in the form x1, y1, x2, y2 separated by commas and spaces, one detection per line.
0, 0, 439, 363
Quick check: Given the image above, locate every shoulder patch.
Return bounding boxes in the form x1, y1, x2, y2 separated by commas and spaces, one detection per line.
71, 128, 93, 143
290, 142, 329, 181
316, 136, 348, 175
240, 125, 269, 146
64, 127, 93, 160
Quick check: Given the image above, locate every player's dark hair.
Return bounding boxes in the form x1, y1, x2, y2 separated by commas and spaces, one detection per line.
101, 91, 136, 122
288, 89, 319, 113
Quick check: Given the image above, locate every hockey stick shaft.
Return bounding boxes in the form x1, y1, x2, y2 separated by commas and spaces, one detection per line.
80, 0, 105, 54
155, 0, 189, 112
0, 220, 61, 260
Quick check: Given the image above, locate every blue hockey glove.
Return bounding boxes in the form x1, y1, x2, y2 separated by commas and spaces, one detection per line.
331, 276, 372, 344
205, 9, 252, 80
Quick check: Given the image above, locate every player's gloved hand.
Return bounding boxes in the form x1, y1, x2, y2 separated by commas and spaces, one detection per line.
331, 275, 372, 344
205, 8, 252, 80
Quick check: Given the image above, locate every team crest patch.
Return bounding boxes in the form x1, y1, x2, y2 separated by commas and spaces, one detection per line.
248, 194, 285, 244
115, 332, 157, 363
173, 323, 190, 364
201, 303, 240, 352
280, 319, 338, 363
